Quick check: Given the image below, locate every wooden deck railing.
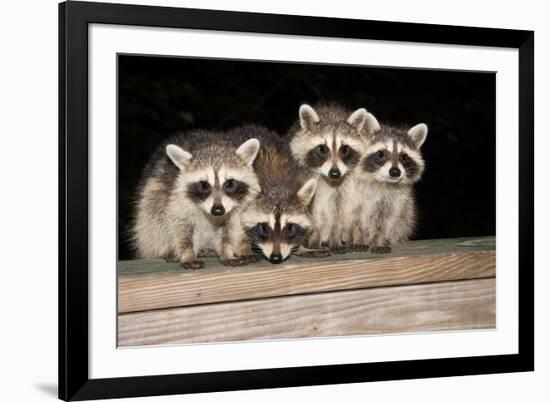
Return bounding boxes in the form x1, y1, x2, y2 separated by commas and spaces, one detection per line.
117, 236, 496, 347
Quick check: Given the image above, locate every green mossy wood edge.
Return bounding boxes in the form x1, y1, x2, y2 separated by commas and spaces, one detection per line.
118, 236, 495, 276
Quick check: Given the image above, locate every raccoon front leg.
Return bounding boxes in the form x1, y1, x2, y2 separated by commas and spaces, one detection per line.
350, 224, 369, 252
219, 238, 239, 266
307, 227, 322, 249
328, 228, 348, 254
236, 241, 260, 264
294, 245, 331, 258
368, 201, 392, 254
370, 237, 392, 254
220, 225, 258, 266
369, 223, 392, 254
220, 243, 257, 266
369, 228, 392, 254
178, 246, 205, 269
177, 233, 205, 269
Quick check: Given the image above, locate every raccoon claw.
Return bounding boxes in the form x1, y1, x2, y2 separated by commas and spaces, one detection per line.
371, 246, 392, 254
180, 261, 205, 270
351, 244, 369, 252
330, 246, 349, 254
298, 249, 332, 258
241, 254, 261, 264
221, 259, 245, 267
221, 255, 259, 266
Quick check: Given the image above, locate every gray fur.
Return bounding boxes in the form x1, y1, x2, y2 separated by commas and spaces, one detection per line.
288, 104, 377, 251
132, 129, 260, 267
231, 125, 326, 262
352, 121, 428, 253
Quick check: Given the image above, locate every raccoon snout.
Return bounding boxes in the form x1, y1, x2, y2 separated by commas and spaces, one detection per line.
210, 204, 226, 216
328, 167, 342, 179
269, 252, 283, 264
389, 167, 401, 178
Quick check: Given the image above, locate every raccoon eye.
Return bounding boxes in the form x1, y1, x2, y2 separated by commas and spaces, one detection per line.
376, 150, 386, 160
257, 222, 271, 238
316, 144, 328, 156
198, 181, 211, 193
285, 224, 297, 238
399, 153, 409, 162
223, 179, 235, 193
340, 145, 350, 156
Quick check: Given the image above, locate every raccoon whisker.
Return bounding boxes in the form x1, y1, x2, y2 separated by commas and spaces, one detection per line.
250, 243, 263, 255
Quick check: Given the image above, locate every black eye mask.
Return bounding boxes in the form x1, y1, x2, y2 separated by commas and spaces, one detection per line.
283, 223, 306, 243
399, 152, 420, 177
246, 222, 272, 243
305, 144, 330, 167
186, 181, 212, 201
339, 144, 360, 167
362, 149, 390, 172
222, 179, 249, 200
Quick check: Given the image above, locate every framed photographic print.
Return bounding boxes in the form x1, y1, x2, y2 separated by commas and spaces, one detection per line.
59, 1, 534, 400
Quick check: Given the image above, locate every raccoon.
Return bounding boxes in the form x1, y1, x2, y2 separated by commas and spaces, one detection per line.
352, 119, 428, 253
232, 125, 328, 264
289, 104, 380, 252
132, 130, 261, 269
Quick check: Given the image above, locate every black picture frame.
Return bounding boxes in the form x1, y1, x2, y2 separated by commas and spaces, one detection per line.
59, 1, 534, 400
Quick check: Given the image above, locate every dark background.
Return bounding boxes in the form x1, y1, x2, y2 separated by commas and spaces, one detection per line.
118, 55, 496, 260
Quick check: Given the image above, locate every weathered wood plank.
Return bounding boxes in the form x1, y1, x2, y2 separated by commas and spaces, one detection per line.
119, 242, 496, 313
119, 236, 496, 275
118, 278, 496, 346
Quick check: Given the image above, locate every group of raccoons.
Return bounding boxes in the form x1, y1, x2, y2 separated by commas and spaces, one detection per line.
132, 103, 428, 269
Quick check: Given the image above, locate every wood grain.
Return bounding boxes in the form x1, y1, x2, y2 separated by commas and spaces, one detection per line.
118, 236, 496, 275
118, 278, 496, 346
119, 250, 495, 313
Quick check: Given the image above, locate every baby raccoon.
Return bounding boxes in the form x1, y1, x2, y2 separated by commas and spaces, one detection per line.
289, 104, 379, 252
352, 119, 428, 253
233, 125, 328, 264
132, 130, 261, 269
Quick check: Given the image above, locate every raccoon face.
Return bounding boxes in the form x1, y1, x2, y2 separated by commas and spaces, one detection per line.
243, 178, 317, 263
290, 105, 379, 185
166, 138, 260, 217
360, 123, 428, 184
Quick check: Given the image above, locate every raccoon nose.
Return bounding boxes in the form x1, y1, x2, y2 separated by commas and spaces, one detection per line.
389, 167, 401, 177
269, 252, 283, 264
211, 205, 225, 216
328, 168, 341, 179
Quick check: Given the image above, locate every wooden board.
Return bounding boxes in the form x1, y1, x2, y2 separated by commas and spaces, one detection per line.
118, 278, 496, 346
118, 237, 496, 313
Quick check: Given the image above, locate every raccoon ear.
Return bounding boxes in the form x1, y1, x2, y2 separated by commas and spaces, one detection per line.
297, 178, 318, 206
407, 123, 428, 149
347, 108, 368, 131
364, 112, 381, 136
299, 104, 320, 131
235, 138, 260, 166
166, 144, 193, 170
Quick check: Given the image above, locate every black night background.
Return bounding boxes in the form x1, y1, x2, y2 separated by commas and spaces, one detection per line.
118, 55, 496, 260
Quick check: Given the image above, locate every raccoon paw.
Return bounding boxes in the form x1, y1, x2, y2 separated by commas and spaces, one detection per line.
330, 246, 350, 254
240, 254, 261, 264
221, 255, 259, 267
298, 249, 332, 258
180, 260, 205, 270
351, 244, 369, 252
371, 246, 392, 254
